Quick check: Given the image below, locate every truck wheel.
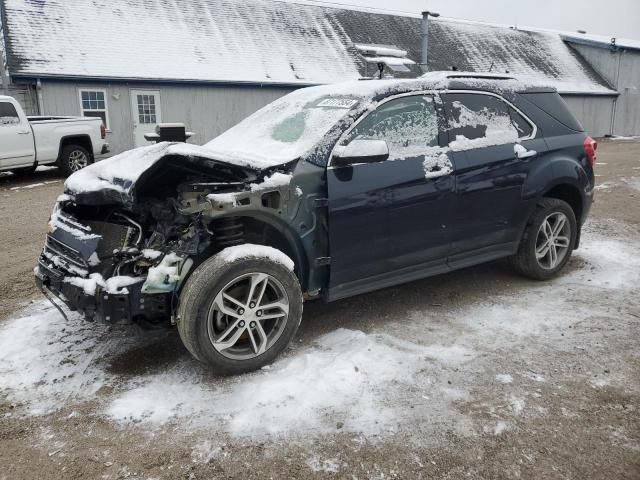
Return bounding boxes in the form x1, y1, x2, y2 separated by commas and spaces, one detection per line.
59, 145, 92, 176
510, 198, 577, 280
177, 246, 303, 375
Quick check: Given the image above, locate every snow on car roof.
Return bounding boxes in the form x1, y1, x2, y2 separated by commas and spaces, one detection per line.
1, 0, 614, 94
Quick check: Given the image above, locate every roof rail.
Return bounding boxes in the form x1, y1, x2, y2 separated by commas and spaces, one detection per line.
447, 74, 516, 81
420, 71, 516, 81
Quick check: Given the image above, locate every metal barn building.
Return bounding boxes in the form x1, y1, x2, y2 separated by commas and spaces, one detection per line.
561, 34, 640, 137
1, 0, 636, 155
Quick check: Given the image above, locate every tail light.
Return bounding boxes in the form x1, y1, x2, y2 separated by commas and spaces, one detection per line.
100, 124, 107, 139
583, 136, 597, 168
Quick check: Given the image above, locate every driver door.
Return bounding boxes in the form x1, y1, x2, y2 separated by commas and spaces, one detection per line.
326, 94, 455, 301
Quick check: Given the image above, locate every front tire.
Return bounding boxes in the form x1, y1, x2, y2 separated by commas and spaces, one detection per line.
58, 145, 92, 176
177, 246, 303, 375
510, 198, 577, 280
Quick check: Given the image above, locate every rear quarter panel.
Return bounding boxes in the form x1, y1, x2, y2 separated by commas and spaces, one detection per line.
521, 132, 593, 227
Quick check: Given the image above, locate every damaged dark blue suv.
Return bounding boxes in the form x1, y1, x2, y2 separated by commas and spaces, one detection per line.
36, 72, 596, 374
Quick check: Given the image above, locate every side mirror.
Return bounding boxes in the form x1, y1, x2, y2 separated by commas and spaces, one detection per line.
332, 139, 389, 167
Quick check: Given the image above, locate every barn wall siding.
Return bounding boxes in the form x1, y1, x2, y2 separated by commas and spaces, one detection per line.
571, 44, 640, 136
40, 82, 293, 155
561, 95, 616, 137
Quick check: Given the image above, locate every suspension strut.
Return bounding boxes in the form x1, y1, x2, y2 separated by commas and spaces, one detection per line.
213, 217, 244, 248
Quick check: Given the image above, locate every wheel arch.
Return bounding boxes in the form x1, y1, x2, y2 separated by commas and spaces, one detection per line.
58, 135, 94, 162
207, 212, 310, 292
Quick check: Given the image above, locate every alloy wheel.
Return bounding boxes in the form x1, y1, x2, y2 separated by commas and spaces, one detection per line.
206, 272, 290, 360
68, 149, 88, 172
535, 212, 571, 270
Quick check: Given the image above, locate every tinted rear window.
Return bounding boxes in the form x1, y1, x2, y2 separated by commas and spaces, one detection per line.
520, 92, 583, 132
0, 102, 20, 126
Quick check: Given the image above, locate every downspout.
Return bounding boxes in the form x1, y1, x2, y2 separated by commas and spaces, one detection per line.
0, 55, 7, 95
36, 78, 44, 115
609, 48, 622, 136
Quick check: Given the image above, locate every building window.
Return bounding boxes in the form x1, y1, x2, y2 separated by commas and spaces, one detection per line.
136, 94, 157, 124
79, 90, 109, 129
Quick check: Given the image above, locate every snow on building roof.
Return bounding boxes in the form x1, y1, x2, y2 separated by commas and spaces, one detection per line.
0, 0, 614, 94
561, 33, 640, 52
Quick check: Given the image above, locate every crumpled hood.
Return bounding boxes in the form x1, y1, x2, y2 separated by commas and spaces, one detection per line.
64, 142, 266, 205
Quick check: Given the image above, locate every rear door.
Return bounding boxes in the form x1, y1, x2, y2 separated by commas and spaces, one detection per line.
442, 92, 542, 263
0, 100, 35, 169
327, 93, 455, 300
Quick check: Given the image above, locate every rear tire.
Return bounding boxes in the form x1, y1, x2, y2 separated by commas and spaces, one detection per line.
177, 246, 303, 375
58, 145, 92, 176
510, 198, 577, 280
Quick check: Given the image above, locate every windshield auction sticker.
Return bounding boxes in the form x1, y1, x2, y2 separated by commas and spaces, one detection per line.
316, 98, 359, 109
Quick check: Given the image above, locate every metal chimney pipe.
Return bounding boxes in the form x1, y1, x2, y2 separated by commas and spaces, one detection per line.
421, 11, 439, 72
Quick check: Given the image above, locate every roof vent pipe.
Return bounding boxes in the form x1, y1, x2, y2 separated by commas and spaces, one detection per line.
420, 11, 439, 72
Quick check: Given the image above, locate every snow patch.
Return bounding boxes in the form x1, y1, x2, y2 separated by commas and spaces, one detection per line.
106, 329, 442, 437
495, 374, 513, 384
423, 152, 453, 179
64, 274, 143, 296
206, 192, 239, 207
250, 172, 292, 192
448, 101, 519, 151
0, 304, 113, 415
306, 455, 341, 473
216, 244, 294, 271
191, 441, 226, 464
144, 253, 183, 288
141, 249, 163, 260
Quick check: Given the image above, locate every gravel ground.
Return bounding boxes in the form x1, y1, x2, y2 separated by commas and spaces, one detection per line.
0, 139, 638, 479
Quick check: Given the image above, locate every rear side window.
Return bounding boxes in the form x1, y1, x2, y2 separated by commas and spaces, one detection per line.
509, 107, 534, 138
0, 102, 20, 126
519, 92, 583, 132
442, 93, 533, 149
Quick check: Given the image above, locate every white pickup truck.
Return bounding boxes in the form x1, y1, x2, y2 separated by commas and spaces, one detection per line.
0, 95, 109, 176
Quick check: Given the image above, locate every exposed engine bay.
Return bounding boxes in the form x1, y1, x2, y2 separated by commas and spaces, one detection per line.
35, 153, 304, 326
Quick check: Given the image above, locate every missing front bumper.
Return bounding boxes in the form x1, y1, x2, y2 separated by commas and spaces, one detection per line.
35, 261, 171, 324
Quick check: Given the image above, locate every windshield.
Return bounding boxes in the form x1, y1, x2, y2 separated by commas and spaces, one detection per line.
205, 89, 360, 166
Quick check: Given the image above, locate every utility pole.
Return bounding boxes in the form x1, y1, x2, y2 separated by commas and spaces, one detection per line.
420, 10, 440, 73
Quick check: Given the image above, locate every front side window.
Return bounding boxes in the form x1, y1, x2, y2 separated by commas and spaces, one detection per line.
443, 93, 532, 150
347, 95, 440, 160
80, 90, 109, 128
0, 102, 20, 126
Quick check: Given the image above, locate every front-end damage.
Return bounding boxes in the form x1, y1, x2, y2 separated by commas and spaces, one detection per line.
35, 147, 311, 326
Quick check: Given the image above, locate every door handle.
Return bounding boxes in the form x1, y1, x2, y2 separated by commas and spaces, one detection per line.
17, 130, 31, 135
514, 144, 537, 159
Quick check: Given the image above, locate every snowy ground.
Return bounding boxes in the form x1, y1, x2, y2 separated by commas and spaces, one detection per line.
0, 139, 639, 479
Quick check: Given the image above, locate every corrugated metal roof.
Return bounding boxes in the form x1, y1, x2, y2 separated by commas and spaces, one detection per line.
0, 0, 614, 94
